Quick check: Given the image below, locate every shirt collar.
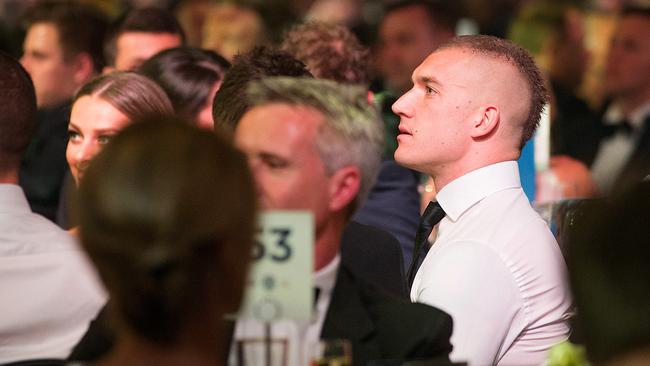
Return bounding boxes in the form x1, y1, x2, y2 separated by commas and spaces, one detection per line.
314, 254, 339, 295
436, 161, 521, 222
0, 184, 31, 214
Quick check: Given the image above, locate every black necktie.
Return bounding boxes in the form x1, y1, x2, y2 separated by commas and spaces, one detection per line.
407, 201, 446, 289
604, 119, 634, 138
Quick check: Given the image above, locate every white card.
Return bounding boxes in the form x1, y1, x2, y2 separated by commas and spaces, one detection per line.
237, 211, 314, 322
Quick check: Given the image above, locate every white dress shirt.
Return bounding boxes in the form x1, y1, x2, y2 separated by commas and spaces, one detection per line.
591, 102, 650, 194
411, 162, 572, 365
231, 254, 339, 366
0, 184, 106, 363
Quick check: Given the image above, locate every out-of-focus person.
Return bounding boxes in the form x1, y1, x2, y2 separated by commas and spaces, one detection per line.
280, 21, 369, 87
57, 72, 173, 230
232, 77, 453, 366
376, 0, 457, 97
0, 50, 105, 365
66, 72, 173, 186
75, 118, 256, 365
212, 46, 312, 132
138, 47, 230, 130
568, 181, 650, 365
213, 46, 407, 299
19, 0, 108, 222
201, 2, 265, 62
103, 7, 185, 72
588, 5, 650, 195
393, 35, 573, 364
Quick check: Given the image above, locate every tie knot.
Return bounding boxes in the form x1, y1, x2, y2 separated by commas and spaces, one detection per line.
605, 119, 634, 137
421, 201, 446, 232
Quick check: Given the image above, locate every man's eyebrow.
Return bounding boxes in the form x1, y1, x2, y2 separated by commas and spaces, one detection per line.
418, 75, 441, 86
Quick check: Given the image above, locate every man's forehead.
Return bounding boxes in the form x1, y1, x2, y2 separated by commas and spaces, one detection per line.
27, 22, 60, 43
415, 47, 509, 79
238, 103, 323, 140
413, 48, 469, 79
25, 22, 64, 55
248, 103, 324, 123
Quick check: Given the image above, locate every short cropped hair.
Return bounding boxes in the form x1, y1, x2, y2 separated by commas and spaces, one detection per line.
0, 51, 37, 172
212, 46, 312, 132
383, 0, 459, 33
22, 0, 109, 72
74, 72, 174, 121
77, 118, 256, 344
247, 77, 384, 211
439, 35, 548, 149
104, 7, 186, 67
139, 47, 230, 124
280, 22, 370, 85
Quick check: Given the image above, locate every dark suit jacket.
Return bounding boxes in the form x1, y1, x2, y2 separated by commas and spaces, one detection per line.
612, 114, 650, 192
19, 102, 71, 222
321, 264, 453, 366
341, 221, 407, 300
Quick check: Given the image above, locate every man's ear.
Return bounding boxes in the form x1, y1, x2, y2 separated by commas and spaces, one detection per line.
72, 52, 95, 86
470, 105, 500, 139
328, 165, 361, 213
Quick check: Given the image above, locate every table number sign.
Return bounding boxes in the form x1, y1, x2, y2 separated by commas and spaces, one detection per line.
237, 210, 314, 322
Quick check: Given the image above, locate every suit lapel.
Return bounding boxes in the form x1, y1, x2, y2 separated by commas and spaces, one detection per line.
321, 264, 379, 365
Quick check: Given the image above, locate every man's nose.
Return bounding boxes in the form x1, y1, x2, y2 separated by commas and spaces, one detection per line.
392, 89, 414, 118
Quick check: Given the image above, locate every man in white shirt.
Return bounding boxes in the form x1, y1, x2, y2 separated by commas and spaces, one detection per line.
0, 51, 106, 363
393, 35, 573, 365
232, 77, 454, 366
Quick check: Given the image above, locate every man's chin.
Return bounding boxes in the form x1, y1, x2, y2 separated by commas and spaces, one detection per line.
394, 148, 416, 170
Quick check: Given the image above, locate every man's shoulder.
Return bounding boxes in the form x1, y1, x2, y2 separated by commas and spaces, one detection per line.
0, 209, 77, 256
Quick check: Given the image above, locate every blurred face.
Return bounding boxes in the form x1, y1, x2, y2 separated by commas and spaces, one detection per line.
67, 95, 130, 183
113, 32, 182, 71
235, 103, 332, 228
392, 48, 477, 175
377, 5, 453, 94
20, 22, 81, 108
604, 15, 650, 101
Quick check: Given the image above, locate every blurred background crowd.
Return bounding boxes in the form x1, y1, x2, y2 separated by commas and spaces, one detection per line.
0, 0, 649, 365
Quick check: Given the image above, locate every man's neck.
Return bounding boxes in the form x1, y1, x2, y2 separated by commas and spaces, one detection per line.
314, 215, 346, 272
431, 156, 518, 193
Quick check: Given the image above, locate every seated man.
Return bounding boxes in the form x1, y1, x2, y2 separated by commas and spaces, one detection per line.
232, 77, 453, 366
394, 35, 573, 364
214, 46, 407, 298
0, 51, 105, 364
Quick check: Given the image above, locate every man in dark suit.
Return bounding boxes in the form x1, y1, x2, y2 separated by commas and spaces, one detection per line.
582, 6, 650, 195
213, 46, 407, 298
232, 77, 452, 366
